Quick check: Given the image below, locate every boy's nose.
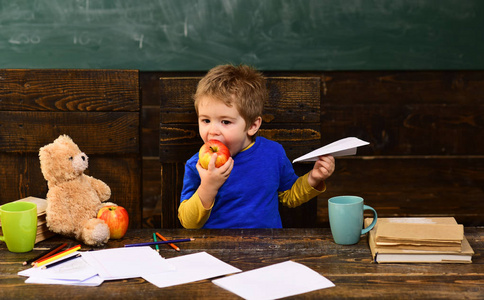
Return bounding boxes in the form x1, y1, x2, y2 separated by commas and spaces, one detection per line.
208, 123, 221, 135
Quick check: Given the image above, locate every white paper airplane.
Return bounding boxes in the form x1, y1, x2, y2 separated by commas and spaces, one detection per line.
292, 137, 369, 163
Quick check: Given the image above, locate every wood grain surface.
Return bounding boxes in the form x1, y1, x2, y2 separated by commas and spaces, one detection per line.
1, 228, 482, 299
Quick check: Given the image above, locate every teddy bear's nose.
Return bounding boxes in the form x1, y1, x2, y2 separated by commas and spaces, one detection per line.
81, 156, 86, 161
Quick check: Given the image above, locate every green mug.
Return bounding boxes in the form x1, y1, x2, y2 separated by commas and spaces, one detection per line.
0, 201, 37, 253
328, 196, 377, 245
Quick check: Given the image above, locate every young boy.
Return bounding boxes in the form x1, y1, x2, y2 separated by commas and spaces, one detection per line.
178, 64, 335, 229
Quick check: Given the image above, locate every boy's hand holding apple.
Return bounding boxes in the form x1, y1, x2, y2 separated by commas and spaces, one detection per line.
196, 140, 234, 209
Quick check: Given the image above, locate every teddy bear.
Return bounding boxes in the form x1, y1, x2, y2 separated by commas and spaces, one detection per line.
39, 134, 114, 246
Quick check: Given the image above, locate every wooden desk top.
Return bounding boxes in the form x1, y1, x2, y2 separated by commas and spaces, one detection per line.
1, 227, 482, 299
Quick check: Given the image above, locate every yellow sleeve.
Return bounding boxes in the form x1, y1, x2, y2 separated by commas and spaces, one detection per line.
279, 172, 326, 208
178, 192, 213, 229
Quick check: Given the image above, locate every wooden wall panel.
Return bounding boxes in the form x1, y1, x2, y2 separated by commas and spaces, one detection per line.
0, 154, 141, 226
160, 123, 321, 163
0, 112, 138, 154
317, 158, 484, 227
159, 163, 185, 228
318, 71, 484, 227
4, 70, 480, 229
140, 72, 164, 227
0, 69, 139, 111
153, 71, 484, 228
160, 77, 320, 124
0, 154, 43, 201
88, 156, 142, 226
321, 71, 484, 105
321, 71, 484, 155
321, 104, 484, 156
0, 69, 142, 229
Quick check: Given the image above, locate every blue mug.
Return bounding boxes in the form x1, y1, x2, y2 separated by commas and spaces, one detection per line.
328, 196, 377, 245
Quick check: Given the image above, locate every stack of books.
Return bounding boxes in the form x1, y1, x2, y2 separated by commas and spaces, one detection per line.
0, 197, 56, 244
365, 217, 474, 263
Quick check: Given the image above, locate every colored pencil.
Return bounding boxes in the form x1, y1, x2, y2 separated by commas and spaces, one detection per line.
41, 253, 81, 269
23, 242, 67, 266
124, 238, 194, 248
34, 244, 81, 268
156, 232, 181, 251
153, 233, 160, 252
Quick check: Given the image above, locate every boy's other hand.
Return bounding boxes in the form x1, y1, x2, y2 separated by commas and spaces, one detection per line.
308, 155, 335, 191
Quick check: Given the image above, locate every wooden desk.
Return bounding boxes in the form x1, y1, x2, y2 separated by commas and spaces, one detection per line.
1, 228, 482, 299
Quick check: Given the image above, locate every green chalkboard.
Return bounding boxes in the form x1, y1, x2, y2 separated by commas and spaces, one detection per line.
1, 0, 483, 71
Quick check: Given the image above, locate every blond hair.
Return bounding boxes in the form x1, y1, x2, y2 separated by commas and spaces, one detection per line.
194, 64, 267, 130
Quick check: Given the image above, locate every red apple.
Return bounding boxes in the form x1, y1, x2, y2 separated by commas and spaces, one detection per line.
198, 140, 231, 169
97, 205, 129, 239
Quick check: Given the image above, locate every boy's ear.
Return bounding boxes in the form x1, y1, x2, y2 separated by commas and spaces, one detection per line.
248, 116, 262, 137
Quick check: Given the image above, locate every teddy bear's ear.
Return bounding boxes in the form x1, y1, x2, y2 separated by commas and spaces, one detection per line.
54, 134, 73, 145
38, 143, 52, 162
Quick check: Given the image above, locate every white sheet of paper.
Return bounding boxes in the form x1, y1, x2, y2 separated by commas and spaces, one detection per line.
18, 252, 97, 281
143, 251, 242, 288
292, 137, 369, 163
25, 274, 104, 286
18, 251, 79, 277
212, 261, 335, 300
81, 246, 174, 280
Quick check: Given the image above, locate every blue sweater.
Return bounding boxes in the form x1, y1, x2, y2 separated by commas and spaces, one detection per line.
180, 137, 299, 228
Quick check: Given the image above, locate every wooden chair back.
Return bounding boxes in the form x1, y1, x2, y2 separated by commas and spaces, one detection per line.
159, 76, 322, 228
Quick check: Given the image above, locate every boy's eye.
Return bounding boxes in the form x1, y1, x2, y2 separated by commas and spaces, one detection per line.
201, 119, 210, 124
222, 120, 231, 125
